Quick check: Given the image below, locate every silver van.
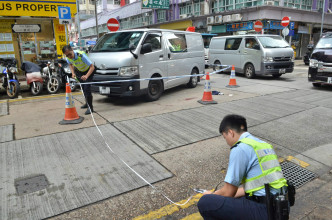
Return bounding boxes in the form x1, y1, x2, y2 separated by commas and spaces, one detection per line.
209, 35, 294, 78
88, 28, 205, 101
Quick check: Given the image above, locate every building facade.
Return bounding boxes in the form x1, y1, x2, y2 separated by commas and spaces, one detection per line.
80, 0, 332, 58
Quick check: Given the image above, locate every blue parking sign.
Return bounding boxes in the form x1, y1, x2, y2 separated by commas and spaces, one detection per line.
290, 22, 295, 30
58, 7, 71, 20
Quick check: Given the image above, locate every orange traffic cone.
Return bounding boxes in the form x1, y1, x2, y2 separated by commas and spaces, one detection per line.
198, 72, 217, 105
226, 65, 239, 88
59, 83, 84, 125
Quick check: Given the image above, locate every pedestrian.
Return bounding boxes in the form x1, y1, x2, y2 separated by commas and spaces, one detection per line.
62, 45, 95, 115
197, 114, 289, 220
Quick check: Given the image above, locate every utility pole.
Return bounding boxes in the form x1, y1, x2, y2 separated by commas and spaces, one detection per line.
76, 0, 81, 43
320, 0, 326, 37
94, 0, 99, 39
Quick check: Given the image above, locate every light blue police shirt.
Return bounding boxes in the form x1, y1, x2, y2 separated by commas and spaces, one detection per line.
66, 50, 93, 66
224, 132, 280, 196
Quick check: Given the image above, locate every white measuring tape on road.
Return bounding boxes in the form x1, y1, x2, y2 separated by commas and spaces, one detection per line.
76, 64, 230, 206
78, 64, 231, 85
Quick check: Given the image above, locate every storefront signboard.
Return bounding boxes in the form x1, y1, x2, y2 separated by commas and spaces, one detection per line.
0, 0, 77, 17
53, 18, 67, 56
141, 0, 170, 9
269, 21, 295, 30
226, 22, 253, 32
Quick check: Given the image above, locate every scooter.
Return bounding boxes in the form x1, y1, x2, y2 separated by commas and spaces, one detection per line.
21, 61, 44, 96
38, 60, 61, 94
0, 58, 20, 99
55, 57, 78, 92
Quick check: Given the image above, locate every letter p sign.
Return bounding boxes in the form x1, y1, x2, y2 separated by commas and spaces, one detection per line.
58, 6, 71, 24
58, 6, 71, 20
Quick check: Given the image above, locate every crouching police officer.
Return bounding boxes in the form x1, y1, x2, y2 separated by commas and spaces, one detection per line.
197, 114, 293, 220
62, 45, 95, 115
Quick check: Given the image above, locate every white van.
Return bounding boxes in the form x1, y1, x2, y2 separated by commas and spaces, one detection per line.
88, 29, 205, 101
209, 35, 294, 78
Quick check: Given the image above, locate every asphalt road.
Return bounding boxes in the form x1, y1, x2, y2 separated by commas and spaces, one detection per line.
1, 60, 332, 220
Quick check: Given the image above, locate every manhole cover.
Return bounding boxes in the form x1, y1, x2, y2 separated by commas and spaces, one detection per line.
281, 161, 317, 189
15, 174, 49, 195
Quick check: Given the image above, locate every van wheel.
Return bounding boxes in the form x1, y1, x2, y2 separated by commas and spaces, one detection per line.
245, 64, 255, 79
213, 61, 221, 71
145, 78, 163, 102
187, 69, 199, 88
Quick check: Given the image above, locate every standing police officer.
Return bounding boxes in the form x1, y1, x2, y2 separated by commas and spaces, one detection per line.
62, 45, 95, 115
197, 114, 288, 220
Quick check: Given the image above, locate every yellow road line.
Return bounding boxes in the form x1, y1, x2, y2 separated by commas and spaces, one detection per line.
286, 156, 310, 168
132, 193, 203, 220
181, 212, 203, 220
4, 92, 82, 103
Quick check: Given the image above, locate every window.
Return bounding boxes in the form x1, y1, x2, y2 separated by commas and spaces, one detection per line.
257, 36, 290, 48
142, 34, 162, 52
167, 34, 187, 53
225, 38, 242, 50
245, 38, 259, 49
92, 32, 144, 52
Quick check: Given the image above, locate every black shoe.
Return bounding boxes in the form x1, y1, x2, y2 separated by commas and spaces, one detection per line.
85, 108, 94, 115
81, 103, 88, 109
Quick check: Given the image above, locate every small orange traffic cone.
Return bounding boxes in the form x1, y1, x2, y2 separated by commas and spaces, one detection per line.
59, 83, 84, 125
198, 72, 217, 105
226, 65, 239, 88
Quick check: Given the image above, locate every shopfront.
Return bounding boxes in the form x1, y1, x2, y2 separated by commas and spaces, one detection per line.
0, 0, 76, 71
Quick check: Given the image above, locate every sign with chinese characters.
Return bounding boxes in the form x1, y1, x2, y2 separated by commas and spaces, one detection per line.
226, 22, 253, 32
269, 21, 295, 30
141, 0, 170, 9
53, 18, 67, 56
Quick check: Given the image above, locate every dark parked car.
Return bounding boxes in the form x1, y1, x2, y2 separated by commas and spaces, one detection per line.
308, 32, 332, 87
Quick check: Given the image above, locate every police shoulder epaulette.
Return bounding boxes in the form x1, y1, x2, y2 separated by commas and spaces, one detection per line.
231, 141, 241, 149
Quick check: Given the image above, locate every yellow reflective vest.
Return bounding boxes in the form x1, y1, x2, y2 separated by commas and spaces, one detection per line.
239, 138, 287, 196
67, 50, 90, 72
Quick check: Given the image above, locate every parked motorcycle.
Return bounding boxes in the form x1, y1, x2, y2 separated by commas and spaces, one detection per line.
55, 57, 78, 92
38, 60, 61, 94
0, 58, 20, 99
303, 44, 314, 65
21, 61, 44, 96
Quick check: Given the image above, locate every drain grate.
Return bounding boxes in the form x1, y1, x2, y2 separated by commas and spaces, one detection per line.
281, 161, 317, 189
15, 174, 49, 195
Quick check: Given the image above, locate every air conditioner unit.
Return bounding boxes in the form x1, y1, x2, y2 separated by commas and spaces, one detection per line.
232, 14, 242, 21
223, 15, 231, 23
207, 16, 214, 25
215, 15, 222, 24
180, 14, 187, 19
266, 1, 274, 5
